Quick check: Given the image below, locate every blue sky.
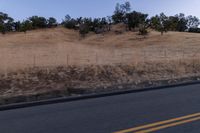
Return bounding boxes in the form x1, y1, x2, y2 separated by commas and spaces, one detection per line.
0, 0, 200, 22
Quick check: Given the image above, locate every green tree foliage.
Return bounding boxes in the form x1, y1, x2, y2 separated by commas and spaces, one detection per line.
0, 12, 14, 34
29, 16, 47, 29
112, 1, 131, 24
123, 1, 131, 13
187, 16, 200, 33
62, 15, 77, 29
20, 20, 33, 33
159, 13, 169, 34
1, 1, 200, 36
0, 12, 58, 33
47, 17, 57, 28
5, 17, 14, 32
188, 28, 200, 33
79, 23, 89, 37
150, 15, 160, 29
165, 16, 179, 31
138, 19, 150, 35
187, 15, 200, 29
150, 13, 190, 34
151, 13, 189, 33
175, 13, 188, 32
0, 24, 6, 34
82, 17, 93, 31
62, 14, 110, 35
151, 13, 172, 35
126, 11, 148, 31
14, 21, 21, 32
112, 3, 125, 23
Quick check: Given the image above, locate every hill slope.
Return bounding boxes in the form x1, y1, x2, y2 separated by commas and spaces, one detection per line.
0, 26, 200, 72
0, 26, 200, 104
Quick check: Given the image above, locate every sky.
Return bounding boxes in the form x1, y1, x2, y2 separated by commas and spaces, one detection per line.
0, 0, 200, 22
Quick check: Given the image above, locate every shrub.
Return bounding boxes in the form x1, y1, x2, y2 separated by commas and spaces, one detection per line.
138, 24, 148, 35
20, 20, 33, 33
188, 28, 200, 33
29, 16, 47, 29
47, 17, 57, 28
79, 24, 89, 37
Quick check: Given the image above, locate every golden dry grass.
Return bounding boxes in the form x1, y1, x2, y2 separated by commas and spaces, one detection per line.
0, 26, 200, 74
0, 27, 200, 102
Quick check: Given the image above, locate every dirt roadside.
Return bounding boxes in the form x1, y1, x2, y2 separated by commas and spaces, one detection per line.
0, 60, 200, 105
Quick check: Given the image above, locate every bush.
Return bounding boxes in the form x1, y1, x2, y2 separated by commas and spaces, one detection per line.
139, 27, 148, 35
20, 20, 33, 33
0, 24, 6, 34
138, 24, 148, 35
112, 2, 131, 24
79, 24, 89, 37
63, 19, 76, 29
29, 16, 47, 29
47, 17, 57, 28
126, 11, 148, 31
188, 28, 200, 33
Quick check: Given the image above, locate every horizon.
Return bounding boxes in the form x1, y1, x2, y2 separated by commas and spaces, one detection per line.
1, 0, 200, 22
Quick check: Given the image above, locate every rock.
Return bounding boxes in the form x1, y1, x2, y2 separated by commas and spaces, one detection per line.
32, 77, 39, 82
135, 80, 141, 85
118, 86, 123, 89
103, 86, 107, 89
148, 81, 152, 85
117, 79, 121, 84
58, 72, 66, 78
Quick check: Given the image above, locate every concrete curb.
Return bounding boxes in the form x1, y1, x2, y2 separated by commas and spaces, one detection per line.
0, 80, 200, 111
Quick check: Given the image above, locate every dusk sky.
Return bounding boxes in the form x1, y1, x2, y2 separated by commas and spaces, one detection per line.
0, 0, 199, 22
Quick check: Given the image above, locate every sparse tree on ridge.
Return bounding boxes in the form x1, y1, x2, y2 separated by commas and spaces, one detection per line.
175, 13, 188, 32
112, 1, 131, 24
122, 1, 131, 13
126, 11, 148, 31
187, 15, 200, 29
0, 1, 200, 35
29, 16, 48, 29
47, 17, 57, 28
79, 23, 89, 38
20, 20, 33, 33
63, 15, 77, 29
139, 19, 150, 36
150, 13, 169, 35
14, 21, 21, 32
0, 12, 14, 34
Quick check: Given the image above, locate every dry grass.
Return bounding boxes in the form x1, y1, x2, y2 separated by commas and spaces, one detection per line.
0, 26, 200, 74
0, 25, 200, 102
0, 60, 200, 99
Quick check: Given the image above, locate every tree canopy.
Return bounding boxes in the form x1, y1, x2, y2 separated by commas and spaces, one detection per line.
0, 1, 200, 35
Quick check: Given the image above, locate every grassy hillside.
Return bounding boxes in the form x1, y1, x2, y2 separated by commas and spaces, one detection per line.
0, 26, 200, 72
0, 26, 200, 104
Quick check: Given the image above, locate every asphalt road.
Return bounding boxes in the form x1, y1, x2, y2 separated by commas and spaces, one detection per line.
1, 84, 200, 133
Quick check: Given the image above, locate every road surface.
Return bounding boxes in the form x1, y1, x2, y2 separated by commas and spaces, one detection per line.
1, 84, 200, 133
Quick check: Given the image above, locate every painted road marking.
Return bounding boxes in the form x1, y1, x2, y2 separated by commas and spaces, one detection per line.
114, 112, 200, 133
136, 116, 200, 133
